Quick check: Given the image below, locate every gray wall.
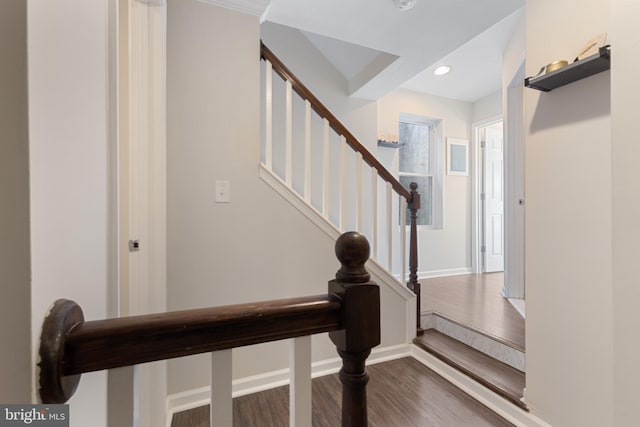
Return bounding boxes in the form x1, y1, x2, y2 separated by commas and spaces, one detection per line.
0, 0, 31, 403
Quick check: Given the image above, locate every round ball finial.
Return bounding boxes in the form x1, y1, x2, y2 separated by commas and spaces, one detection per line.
410, 181, 418, 191
335, 232, 370, 283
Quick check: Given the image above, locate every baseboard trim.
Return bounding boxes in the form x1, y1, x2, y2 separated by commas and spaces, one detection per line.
418, 268, 473, 279
166, 344, 411, 424
410, 345, 551, 427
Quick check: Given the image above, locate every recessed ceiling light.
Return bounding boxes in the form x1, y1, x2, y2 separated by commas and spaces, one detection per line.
434, 65, 451, 76
394, 0, 416, 10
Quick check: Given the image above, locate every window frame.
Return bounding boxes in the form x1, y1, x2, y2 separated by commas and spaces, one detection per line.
398, 113, 443, 230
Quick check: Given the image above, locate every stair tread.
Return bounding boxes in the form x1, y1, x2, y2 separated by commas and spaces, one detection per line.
415, 329, 527, 410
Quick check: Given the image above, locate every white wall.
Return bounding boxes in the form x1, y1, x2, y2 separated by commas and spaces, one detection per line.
524, 0, 614, 425
378, 90, 472, 275
261, 22, 378, 154
472, 90, 502, 124
610, 1, 640, 425
28, 0, 110, 425
0, 0, 31, 404
503, 11, 525, 87
166, 0, 410, 396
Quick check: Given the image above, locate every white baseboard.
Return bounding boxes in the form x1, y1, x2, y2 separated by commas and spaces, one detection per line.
508, 298, 526, 318
166, 344, 411, 424
419, 267, 473, 279
410, 345, 551, 427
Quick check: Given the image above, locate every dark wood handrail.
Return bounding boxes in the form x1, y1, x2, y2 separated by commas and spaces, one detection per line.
38, 232, 381, 427
261, 41, 411, 201
55, 295, 341, 376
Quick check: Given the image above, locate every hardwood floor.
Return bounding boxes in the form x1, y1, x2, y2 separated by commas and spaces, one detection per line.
171, 358, 513, 427
414, 330, 526, 410
420, 273, 525, 351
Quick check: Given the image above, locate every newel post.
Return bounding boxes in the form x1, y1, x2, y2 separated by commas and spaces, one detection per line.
408, 182, 421, 332
329, 232, 380, 427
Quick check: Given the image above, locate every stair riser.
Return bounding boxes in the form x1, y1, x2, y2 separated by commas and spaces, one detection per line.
422, 312, 525, 372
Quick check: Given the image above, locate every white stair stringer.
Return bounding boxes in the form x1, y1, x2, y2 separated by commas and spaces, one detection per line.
259, 163, 417, 343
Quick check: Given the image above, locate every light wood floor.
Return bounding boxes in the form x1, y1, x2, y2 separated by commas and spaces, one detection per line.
171, 357, 513, 427
420, 273, 525, 351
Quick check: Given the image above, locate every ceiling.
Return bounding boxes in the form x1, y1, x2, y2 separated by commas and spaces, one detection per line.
263, 0, 524, 102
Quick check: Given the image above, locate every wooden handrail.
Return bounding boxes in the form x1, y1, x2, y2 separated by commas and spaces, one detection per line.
38, 232, 381, 427
46, 295, 342, 377
261, 41, 411, 201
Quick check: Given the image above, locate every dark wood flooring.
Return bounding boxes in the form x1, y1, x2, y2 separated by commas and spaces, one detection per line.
414, 330, 526, 410
171, 357, 513, 427
421, 273, 525, 351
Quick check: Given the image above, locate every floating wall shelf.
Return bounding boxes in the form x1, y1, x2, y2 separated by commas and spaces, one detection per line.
525, 46, 610, 92
377, 140, 403, 148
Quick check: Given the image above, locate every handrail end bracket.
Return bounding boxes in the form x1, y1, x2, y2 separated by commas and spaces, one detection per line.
38, 299, 84, 404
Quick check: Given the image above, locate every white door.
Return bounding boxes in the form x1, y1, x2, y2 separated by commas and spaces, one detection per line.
483, 124, 504, 272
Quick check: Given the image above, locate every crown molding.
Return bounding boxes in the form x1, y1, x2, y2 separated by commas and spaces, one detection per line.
196, 0, 270, 17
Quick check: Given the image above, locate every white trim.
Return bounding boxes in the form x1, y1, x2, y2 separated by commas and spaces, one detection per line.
418, 267, 473, 279
397, 115, 444, 230
503, 59, 526, 299
446, 137, 470, 176
471, 115, 503, 274
195, 0, 270, 17
122, 1, 167, 426
508, 298, 526, 318
410, 346, 552, 427
166, 344, 412, 424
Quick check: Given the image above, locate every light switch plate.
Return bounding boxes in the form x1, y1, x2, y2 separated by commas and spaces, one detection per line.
215, 180, 230, 203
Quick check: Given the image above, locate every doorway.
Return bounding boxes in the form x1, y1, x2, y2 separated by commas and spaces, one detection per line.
478, 120, 505, 274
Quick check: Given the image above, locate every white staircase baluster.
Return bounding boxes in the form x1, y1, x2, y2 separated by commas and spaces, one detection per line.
400, 195, 407, 284
265, 60, 273, 170
322, 119, 330, 219
211, 349, 233, 427
387, 182, 393, 271
304, 100, 311, 203
340, 136, 348, 230
285, 80, 293, 186
371, 167, 378, 261
356, 152, 363, 232
290, 336, 312, 427
107, 367, 135, 427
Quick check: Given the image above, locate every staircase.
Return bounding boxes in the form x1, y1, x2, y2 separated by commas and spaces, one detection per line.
259, 42, 530, 422
259, 42, 422, 332
415, 313, 526, 410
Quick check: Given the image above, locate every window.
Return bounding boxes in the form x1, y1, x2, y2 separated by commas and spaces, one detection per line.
398, 115, 442, 228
